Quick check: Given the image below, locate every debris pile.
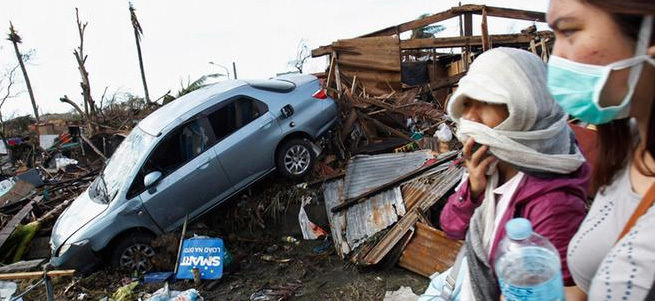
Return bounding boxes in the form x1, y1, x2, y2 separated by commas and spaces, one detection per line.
312, 4, 551, 158
322, 150, 464, 277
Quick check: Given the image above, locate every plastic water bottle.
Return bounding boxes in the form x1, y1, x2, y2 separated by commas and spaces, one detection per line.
494, 218, 564, 301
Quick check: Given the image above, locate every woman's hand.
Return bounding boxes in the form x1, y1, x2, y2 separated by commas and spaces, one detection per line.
463, 139, 497, 198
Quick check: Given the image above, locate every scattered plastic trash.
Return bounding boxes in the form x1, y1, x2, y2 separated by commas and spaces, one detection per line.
281, 236, 300, 245
250, 282, 302, 301
383, 286, 419, 301
0, 281, 19, 301
111, 281, 139, 301
297, 196, 328, 240
435, 123, 453, 142
410, 131, 424, 140
143, 271, 174, 284
0, 178, 15, 198
260, 255, 292, 263
312, 237, 332, 254
55, 157, 79, 172
76, 292, 88, 300
145, 283, 203, 301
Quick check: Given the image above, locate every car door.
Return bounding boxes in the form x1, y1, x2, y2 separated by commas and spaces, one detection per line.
206, 95, 281, 190
134, 117, 234, 232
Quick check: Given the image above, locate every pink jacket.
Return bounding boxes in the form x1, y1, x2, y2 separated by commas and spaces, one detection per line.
440, 163, 590, 286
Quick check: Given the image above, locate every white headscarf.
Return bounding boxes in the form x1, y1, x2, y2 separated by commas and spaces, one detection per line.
447, 47, 585, 175
447, 48, 587, 258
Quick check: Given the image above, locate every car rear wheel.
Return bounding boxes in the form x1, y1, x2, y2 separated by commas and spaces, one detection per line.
110, 233, 155, 273
276, 139, 315, 179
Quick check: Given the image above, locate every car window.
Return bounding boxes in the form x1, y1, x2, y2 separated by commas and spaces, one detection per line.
207, 96, 268, 141
127, 118, 213, 198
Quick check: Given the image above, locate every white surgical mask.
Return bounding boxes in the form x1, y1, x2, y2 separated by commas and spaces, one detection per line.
547, 16, 655, 124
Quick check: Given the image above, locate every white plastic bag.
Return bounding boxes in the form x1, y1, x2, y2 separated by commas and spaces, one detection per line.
298, 196, 327, 240
435, 124, 453, 142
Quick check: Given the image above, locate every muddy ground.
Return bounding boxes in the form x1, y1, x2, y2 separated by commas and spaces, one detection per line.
19, 175, 431, 300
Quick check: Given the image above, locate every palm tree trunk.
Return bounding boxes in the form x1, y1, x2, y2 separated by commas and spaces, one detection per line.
10, 40, 39, 124
134, 31, 151, 104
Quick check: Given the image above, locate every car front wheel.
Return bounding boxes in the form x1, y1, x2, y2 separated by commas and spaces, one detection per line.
110, 233, 155, 273
276, 138, 315, 179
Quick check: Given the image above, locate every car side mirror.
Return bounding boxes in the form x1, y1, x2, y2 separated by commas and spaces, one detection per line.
280, 104, 294, 119
144, 171, 162, 188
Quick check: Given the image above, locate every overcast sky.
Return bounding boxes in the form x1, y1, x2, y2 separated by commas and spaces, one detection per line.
0, 0, 548, 118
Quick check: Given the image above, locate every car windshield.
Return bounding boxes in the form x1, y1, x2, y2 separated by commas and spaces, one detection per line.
91, 127, 155, 203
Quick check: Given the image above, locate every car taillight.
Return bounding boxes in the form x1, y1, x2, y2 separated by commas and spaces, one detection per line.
312, 89, 327, 100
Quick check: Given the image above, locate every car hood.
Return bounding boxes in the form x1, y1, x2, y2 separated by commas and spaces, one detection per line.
51, 188, 108, 250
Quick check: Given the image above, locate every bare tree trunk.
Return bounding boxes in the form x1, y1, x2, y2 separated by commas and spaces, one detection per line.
130, 4, 151, 103
7, 23, 39, 125
73, 8, 96, 136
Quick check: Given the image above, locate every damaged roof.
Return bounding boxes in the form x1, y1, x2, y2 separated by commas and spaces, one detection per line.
342, 150, 433, 200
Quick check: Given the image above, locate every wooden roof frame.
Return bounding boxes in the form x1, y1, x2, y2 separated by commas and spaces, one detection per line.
312, 4, 547, 57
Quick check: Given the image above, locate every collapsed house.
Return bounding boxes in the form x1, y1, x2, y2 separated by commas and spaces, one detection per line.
316, 4, 552, 277
313, 4, 551, 156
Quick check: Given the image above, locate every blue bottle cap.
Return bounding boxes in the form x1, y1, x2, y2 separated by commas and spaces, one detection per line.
505, 218, 533, 240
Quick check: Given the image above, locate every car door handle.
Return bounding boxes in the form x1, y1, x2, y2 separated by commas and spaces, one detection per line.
199, 160, 211, 170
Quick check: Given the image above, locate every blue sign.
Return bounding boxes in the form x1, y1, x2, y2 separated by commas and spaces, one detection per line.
176, 237, 224, 280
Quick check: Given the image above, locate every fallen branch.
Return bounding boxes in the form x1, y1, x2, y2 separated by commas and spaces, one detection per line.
80, 134, 107, 161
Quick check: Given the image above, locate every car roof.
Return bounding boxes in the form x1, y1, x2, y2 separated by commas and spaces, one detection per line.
138, 74, 318, 136
138, 80, 246, 136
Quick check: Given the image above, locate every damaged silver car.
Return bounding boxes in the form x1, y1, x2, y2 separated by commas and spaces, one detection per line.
49, 74, 337, 273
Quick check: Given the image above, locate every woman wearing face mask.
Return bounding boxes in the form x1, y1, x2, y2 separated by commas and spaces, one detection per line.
420, 47, 589, 301
547, 0, 655, 300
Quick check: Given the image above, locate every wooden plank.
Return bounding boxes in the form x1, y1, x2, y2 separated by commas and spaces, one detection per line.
0, 180, 35, 209
0, 259, 46, 273
452, 5, 546, 22
80, 134, 107, 161
0, 269, 76, 280
312, 45, 333, 57
430, 72, 466, 90
362, 9, 459, 38
483, 6, 546, 23
330, 36, 401, 96
400, 32, 548, 50
0, 200, 33, 249
481, 7, 490, 51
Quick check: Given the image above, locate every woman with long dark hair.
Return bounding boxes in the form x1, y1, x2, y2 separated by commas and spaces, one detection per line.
547, 0, 655, 299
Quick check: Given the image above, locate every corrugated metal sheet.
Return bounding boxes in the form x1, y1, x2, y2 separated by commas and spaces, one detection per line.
402, 165, 464, 211
343, 150, 433, 200
345, 187, 405, 250
323, 180, 406, 257
397, 222, 463, 277
322, 180, 350, 257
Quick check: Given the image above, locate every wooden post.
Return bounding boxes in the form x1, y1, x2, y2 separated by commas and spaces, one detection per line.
332, 51, 343, 95
325, 55, 336, 91
540, 38, 549, 62
481, 7, 491, 51
173, 215, 189, 275
463, 13, 473, 37
529, 39, 538, 55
